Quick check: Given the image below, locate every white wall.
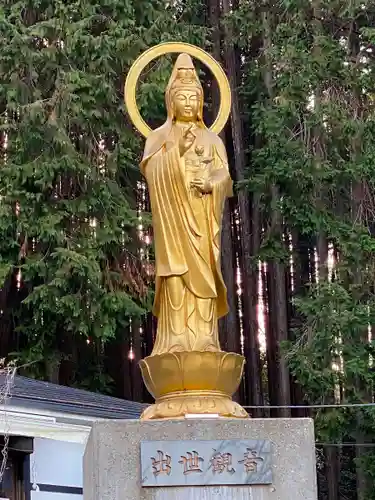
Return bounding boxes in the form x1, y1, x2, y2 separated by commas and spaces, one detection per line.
31, 495, 79, 500
30, 437, 85, 499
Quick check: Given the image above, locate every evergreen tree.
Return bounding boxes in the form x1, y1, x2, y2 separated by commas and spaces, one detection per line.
0, 0, 206, 389
230, 0, 375, 497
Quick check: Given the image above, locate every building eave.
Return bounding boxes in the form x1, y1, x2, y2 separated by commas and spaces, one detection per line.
0, 405, 98, 444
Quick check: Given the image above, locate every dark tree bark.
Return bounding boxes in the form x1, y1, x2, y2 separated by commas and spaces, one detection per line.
310, 0, 341, 490
206, 0, 240, 360
222, 0, 264, 414
105, 328, 132, 400
261, 9, 291, 417
130, 318, 143, 402
347, 21, 369, 500
58, 330, 76, 387
289, 230, 311, 418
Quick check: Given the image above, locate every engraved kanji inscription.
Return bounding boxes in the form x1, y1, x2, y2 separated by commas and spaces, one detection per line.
141, 439, 272, 487
151, 450, 172, 476
179, 451, 204, 475
210, 450, 235, 474
238, 448, 264, 473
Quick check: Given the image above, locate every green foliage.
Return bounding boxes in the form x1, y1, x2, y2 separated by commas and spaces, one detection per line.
232, 0, 375, 496
0, 0, 207, 389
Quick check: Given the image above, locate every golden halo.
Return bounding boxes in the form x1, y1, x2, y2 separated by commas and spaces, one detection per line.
124, 42, 231, 138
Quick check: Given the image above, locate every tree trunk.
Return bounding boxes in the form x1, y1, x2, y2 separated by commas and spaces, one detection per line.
58, 330, 76, 387
206, 0, 241, 361
104, 329, 132, 400
222, 0, 263, 414
289, 230, 311, 418
261, 9, 291, 417
348, 22, 370, 500
311, 1, 341, 492
130, 318, 143, 402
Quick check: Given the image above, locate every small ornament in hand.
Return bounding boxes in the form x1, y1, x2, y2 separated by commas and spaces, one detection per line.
190, 156, 214, 195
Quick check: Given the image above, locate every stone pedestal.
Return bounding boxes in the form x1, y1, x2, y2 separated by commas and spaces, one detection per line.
83, 418, 317, 500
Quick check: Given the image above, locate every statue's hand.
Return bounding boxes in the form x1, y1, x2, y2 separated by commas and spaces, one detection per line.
190, 177, 213, 194
179, 123, 196, 156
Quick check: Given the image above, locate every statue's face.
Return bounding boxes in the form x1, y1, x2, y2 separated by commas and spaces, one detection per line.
173, 89, 200, 122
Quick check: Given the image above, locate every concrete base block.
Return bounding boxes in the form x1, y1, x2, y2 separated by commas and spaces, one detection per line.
83, 418, 317, 500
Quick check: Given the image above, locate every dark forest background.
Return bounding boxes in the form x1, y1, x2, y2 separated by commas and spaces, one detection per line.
1, 0, 375, 498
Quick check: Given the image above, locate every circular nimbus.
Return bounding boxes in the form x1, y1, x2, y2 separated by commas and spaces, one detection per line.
124, 42, 231, 138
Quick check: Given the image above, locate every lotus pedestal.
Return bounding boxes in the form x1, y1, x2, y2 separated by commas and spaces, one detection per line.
139, 351, 248, 420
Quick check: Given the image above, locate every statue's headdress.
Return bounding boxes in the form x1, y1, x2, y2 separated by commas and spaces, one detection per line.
165, 53, 205, 124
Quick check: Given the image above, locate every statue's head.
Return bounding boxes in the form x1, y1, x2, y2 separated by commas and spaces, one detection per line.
166, 53, 204, 125
172, 88, 200, 122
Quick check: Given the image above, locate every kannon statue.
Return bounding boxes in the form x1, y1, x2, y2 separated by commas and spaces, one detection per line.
125, 43, 246, 420
141, 53, 232, 355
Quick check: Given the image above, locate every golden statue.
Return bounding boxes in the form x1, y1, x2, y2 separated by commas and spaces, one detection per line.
125, 42, 247, 420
